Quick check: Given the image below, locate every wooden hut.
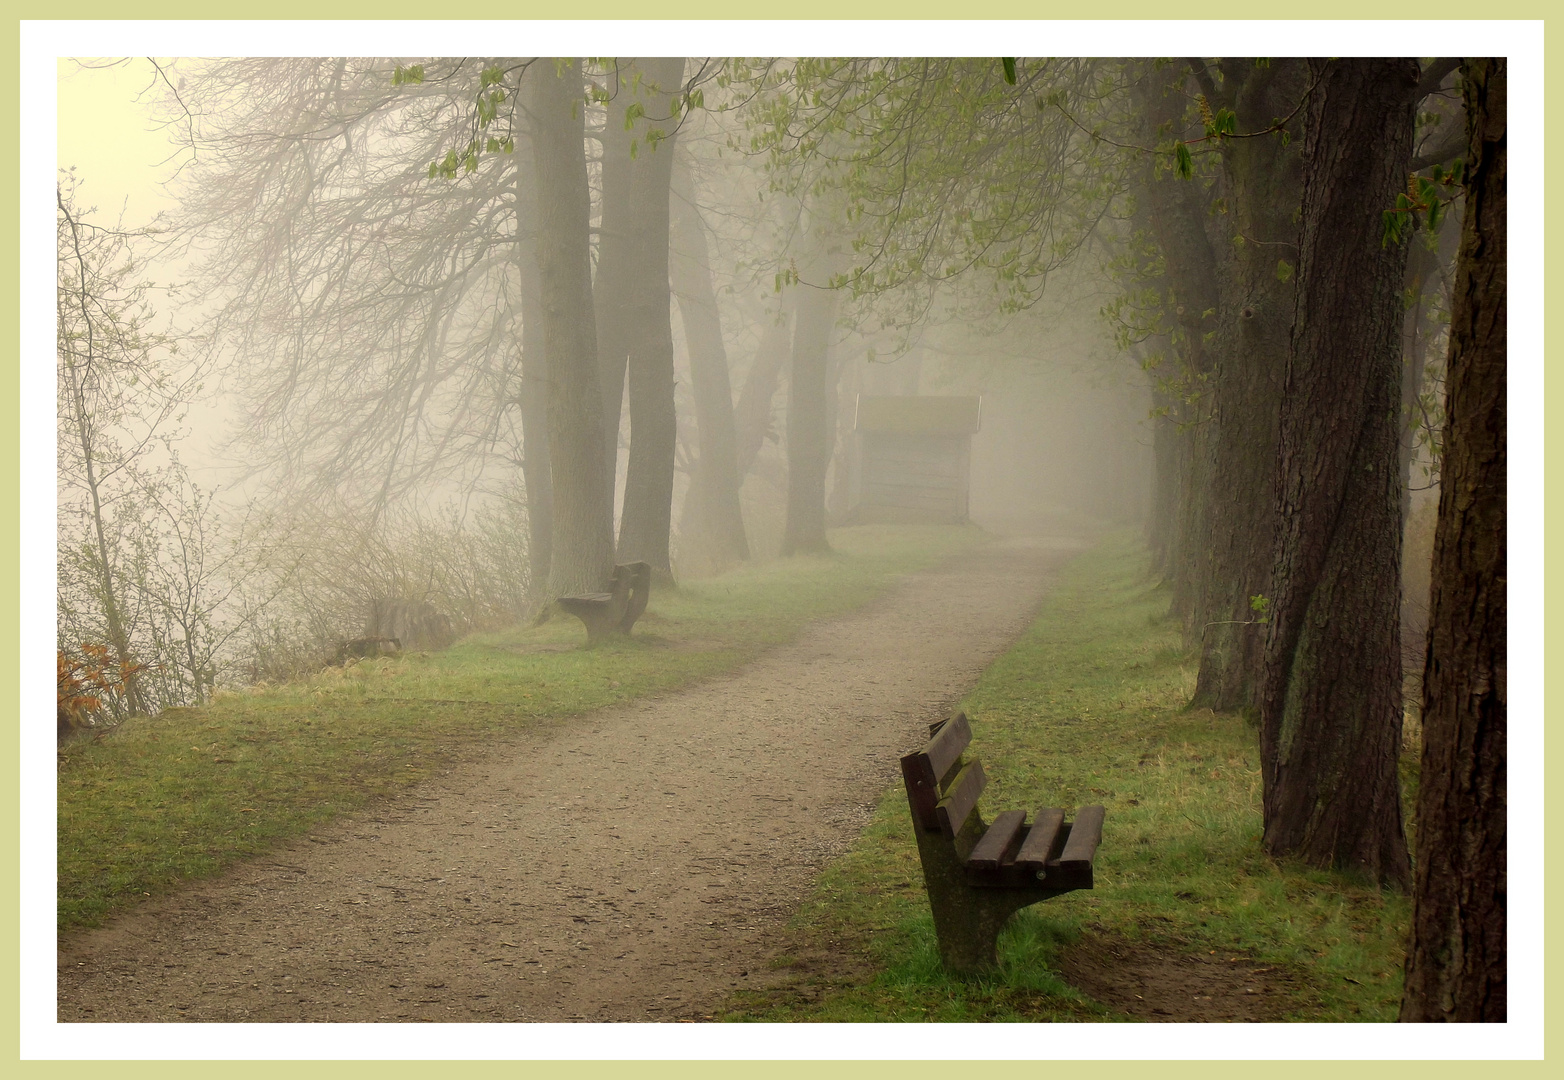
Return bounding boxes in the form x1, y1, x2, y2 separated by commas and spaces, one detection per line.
847, 395, 982, 524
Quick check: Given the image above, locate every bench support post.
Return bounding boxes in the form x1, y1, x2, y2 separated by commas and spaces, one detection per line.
911, 813, 1071, 976
556, 562, 653, 646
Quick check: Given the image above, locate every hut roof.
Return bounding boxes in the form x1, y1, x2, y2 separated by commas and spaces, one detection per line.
854, 395, 982, 435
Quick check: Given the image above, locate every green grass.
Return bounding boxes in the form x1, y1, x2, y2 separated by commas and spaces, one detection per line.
57, 523, 983, 935
718, 532, 1414, 1022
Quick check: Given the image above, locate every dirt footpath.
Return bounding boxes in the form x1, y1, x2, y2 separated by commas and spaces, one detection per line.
58, 534, 1086, 1023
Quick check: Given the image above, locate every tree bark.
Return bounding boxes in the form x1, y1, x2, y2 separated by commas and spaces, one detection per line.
1130, 62, 1221, 622
1190, 58, 1307, 714
512, 143, 553, 597
668, 145, 749, 568
614, 57, 686, 577
780, 279, 839, 556
530, 58, 615, 597
1259, 58, 1420, 887
594, 64, 635, 516
1400, 57, 1506, 1023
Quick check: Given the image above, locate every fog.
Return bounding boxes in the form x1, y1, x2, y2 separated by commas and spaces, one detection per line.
51, 54, 1174, 711
35, 33, 1535, 1050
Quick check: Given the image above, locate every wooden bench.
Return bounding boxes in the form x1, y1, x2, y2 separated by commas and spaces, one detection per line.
900, 710, 1105, 974
556, 561, 653, 645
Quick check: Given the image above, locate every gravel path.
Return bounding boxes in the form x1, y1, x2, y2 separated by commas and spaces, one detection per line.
58, 534, 1086, 1023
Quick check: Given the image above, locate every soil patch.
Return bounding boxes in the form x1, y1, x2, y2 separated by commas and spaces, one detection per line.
58, 534, 1086, 1023
1056, 933, 1303, 1021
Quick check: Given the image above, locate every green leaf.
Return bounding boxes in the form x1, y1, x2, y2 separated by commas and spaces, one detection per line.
1001, 57, 1017, 85
1275, 259, 1294, 283
1174, 141, 1193, 180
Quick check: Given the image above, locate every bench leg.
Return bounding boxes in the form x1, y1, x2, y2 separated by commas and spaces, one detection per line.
910, 817, 1061, 977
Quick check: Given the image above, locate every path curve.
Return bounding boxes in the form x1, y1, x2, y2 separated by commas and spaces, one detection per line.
58, 534, 1086, 1022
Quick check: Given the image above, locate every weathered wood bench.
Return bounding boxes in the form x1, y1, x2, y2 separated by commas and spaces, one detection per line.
556, 561, 653, 645
900, 710, 1105, 974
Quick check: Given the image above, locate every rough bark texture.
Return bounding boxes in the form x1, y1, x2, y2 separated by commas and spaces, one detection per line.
513, 144, 552, 597
669, 148, 749, 568
780, 280, 839, 556
1259, 58, 1419, 887
531, 59, 615, 598
1400, 57, 1506, 1023
613, 58, 686, 576
1190, 58, 1307, 714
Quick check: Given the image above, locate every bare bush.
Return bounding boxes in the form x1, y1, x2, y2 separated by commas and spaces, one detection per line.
230, 495, 530, 682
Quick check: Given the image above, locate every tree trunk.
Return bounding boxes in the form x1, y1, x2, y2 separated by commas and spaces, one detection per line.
1190, 58, 1307, 714
826, 347, 861, 523
1130, 63, 1220, 623
530, 58, 615, 597
513, 144, 553, 597
1259, 58, 1420, 887
780, 279, 839, 556
609, 58, 685, 578
614, 58, 685, 577
1400, 57, 1506, 1023
733, 307, 794, 480
668, 145, 749, 569
594, 64, 635, 518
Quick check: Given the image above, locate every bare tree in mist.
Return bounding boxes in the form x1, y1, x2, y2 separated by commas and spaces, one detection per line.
669, 145, 750, 568
164, 58, 561, 604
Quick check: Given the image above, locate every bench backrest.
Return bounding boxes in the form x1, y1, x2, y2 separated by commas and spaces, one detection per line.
900, 711, 988, 839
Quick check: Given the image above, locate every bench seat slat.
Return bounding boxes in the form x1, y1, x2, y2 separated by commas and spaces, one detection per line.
1014, 807, 1066, 867
1056, 805, 1106, 868
935, 759, 987, 839
967, 809, 1027, 870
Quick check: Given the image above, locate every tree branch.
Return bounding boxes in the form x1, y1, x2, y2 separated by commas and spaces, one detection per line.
1416, 58, 1461, 101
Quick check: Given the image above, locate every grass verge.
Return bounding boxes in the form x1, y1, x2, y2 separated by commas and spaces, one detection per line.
719, 532, 1414, 1022
57, 523, 983, 935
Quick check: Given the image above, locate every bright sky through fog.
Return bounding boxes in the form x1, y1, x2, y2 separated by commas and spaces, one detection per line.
57, 58, 185, 230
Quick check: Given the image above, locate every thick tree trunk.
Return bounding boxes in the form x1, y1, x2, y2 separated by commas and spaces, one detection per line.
780, 281, 839, 556
1190, 58, 1307, 714
669, 147, 749, 568
530, 58, 615, 598
733, 308, 793, 480
1259, 58, 1420, 888
1400, 57, 1506, 1023
594, 65, 635, 516
614, 58, 686, 577
513, 145, 552, 597
1131, 64, 1221, 624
